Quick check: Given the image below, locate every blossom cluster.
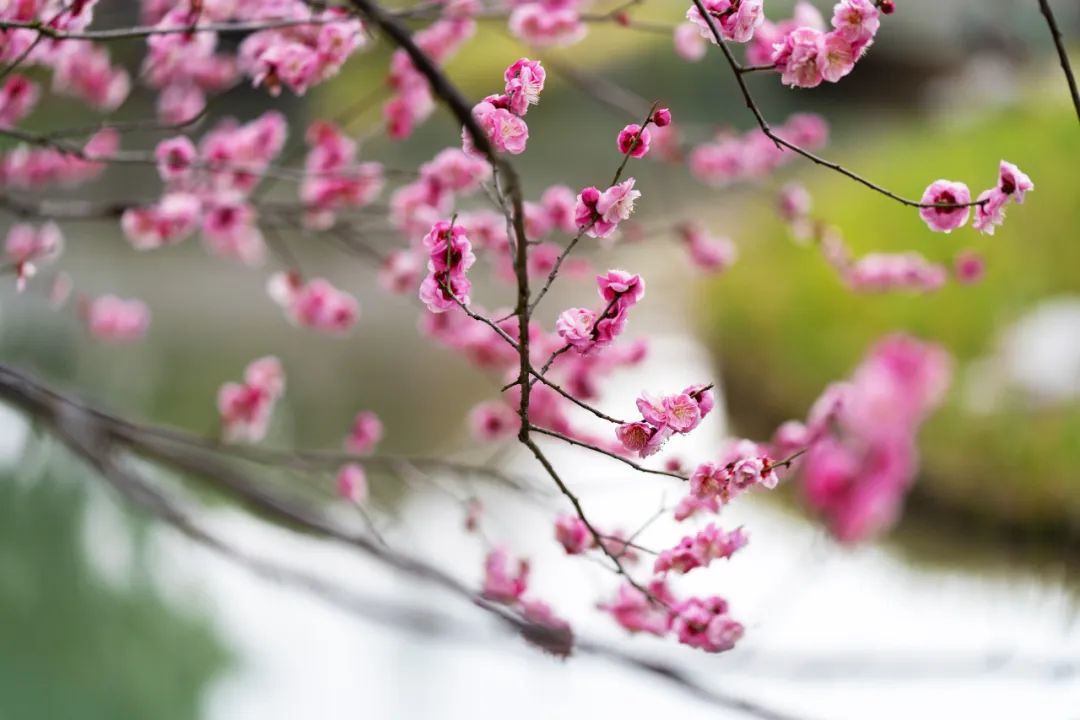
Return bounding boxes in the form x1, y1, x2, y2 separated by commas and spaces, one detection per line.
0, 1, 129, 111
419, 219, 476, 313
217, 356, 286, 443
125, 112, 290, 265
615, 384, 715, 458
386, 13, 475, 139
689, 113, 828, 187
267, 271, 360, 334
301, 120, 385, 229
463, 58, 546, 157
919, 162, 1034, 235
773, 334, 952, 542
556, 270, 646, 353
0, 129, 116, 189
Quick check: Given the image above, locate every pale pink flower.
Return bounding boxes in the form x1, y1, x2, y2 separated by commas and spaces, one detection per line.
378, 250, 421, 294
674, 22, 707, 62
469, 401, 518, 441
595, 178, 641, 226
972, 188, 1008, 235
599, 580, 675, 636
919, 180, 971, 233
85, 295, 150, 343
336, 463, 368, 503
679, 223, 737, 272
663, 393, 702, 432
817, 32, 856, 83
556, 307, 598, 351
774, 27, 824, 88
953, 249, 985, 285
831, 0, 880, 51
998, 160, 1033, 202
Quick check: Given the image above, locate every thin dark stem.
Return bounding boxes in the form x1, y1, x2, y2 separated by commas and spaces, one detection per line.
530, 425, 688, 481
1037, 0, 1080, 123
689, 0, 986, 210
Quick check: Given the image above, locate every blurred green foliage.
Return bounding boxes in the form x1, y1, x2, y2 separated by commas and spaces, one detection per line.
0, 455, 227, 720
701, 99, 1080, 537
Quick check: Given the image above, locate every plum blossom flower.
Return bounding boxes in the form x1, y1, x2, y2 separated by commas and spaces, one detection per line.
469, 401, 518, 441
556, 307, 597, 350
998, 160, 1033, 202
599, 580, 676, 636
554, 514, 591, 555
919, 180, 971, 233
674, 22, 707, 61
5, 222, 62, 291
686, 0, 765, 44
217, 356, 284, 442
774, 27, 824, 88
679, 223, 737, 272
85, 295, 150, 343
953, 249, 985, 285
154, 136, 197, 183
344, 411, 383, 455
268, 273, 360, 334
504, 57, 545, 115
336, 463, 368, 503
617, 124, 652, 158
672, 596, 743, 652
481, 547, 529, 603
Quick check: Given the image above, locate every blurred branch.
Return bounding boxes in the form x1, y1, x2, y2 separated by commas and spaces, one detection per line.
1037, 0, 1080, 123
0, 360, 810, 720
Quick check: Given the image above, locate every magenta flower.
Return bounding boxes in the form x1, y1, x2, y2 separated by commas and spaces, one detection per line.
919, 179, 971, 233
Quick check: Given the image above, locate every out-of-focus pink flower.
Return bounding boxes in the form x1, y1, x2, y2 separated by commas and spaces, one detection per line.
481, 547, 529, 603
344, 410, 383, 455
336, 463, 368, 503
85, 295, 150, 343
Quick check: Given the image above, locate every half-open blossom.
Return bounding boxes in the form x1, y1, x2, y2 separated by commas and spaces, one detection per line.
504, 57, 545, 115
972, 188, 1007, 235
919, 180, 971, 233
998, 160, 1033, 202
617, 124, 652, 158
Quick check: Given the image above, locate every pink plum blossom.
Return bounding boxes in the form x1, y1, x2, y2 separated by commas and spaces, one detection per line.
919, 180, 971, 233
